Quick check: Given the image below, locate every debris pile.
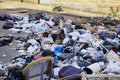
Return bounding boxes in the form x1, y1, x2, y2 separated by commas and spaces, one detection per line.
0, 12, 120, 80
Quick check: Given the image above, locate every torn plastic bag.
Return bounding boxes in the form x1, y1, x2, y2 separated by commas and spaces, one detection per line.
91, 57, 108, 63
27, 39, 38, 45
57, 53, 73, 61
63, 23, 73, 33
62, 37, 69, 44
99, 31, 116, 40
37, 27, 46, 33
7, 14, 23, 21
63, 46, 74, 53
27, 45, 38, 53
28, 14, 34, 21
41, 13, 50, 21
54, 46, 63, 56
29, 20, 35, 24
77, 60, 91, 67
117, 25, 120, 34
69, 31, 80, 37
24, 43, 32, 50
51, 17, 59, 26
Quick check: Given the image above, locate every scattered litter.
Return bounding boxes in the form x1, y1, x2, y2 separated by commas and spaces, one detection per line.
0, 11, 120, 80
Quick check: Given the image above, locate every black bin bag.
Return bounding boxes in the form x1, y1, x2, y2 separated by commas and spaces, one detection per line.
35, 12, 42, 20
0, 13, 7, 21
0, 36, 13, 47
2, 21, 14, 29
6, 68, 24, 80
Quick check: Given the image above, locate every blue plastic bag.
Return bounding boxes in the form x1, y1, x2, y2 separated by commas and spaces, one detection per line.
54, 46, 63, 56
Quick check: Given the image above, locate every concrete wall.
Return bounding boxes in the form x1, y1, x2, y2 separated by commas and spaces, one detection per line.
21, 0, 54, 4
14, 0, 120, 3
56, 0, 120, 3
40, 0, 52, 4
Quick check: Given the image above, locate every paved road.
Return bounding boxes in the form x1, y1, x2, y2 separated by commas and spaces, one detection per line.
0, 21, 19, 62
0, 9, 29, 62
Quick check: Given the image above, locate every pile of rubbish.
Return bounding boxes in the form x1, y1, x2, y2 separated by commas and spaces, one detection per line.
0, 12, 120, 80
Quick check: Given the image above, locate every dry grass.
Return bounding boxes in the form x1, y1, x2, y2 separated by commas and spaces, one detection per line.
54, 0, 120, 16
0, 0, 120, 17
0, 0, 52, 10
